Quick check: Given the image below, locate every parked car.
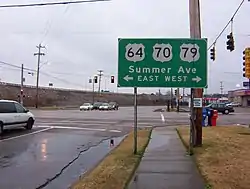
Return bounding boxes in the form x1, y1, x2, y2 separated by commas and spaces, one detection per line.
99, 103, 112, 111
0, 100, 35, 135
80, 103, 93, 111
226, 102, 240, 107
93, 102, 104, 110
109, 102, 119, 110
206, 102, 234, 115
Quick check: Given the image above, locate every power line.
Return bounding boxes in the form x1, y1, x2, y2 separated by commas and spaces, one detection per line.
0, 60, 35, 72
50, 71, 114, 78
39, 71, 85, 87
0, 60, 84, 87
40, 0, 73, 43
0, 0, 110, 9
207, 0, 246, 50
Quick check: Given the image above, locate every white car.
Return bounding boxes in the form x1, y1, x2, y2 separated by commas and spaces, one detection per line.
0, 100, 35, 135
99, 103, 112, 111
227, 102, 240, 107
80, 103, 93, 111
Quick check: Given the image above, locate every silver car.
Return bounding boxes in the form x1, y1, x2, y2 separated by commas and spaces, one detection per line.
80, 103, 93, 111
99, 103, 112, 111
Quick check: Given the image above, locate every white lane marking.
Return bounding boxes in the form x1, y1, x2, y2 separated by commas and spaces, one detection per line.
37, 123, 114, 126
109, 129, 122, 133
55, 120, 116, 124
35, 125, 121, 133
130, 125, 153, 128
0, 128, 52, 142
160, 113, 165, 123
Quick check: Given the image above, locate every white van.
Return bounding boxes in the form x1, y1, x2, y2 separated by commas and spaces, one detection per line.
0, 100, 35, 135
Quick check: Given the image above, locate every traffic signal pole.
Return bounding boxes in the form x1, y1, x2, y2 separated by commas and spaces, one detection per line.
177, 88, 180, 112
189, 0, 203, 147
20, 64, 24, 105
170, 88, 173, 109
92, 77, 95, 104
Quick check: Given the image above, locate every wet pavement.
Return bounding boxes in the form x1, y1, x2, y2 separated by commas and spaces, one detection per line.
0, 127, 125, 189
129, 127, 204, 189
0, 106, 164, 189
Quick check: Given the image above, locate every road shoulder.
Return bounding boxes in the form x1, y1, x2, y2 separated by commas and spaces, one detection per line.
70, 128, 152, 189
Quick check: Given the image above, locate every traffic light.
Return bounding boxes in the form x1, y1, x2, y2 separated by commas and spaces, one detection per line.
210, 46, 215, 61
94, 76, 98, 83
243, 48, 250, 78
111, 76, 115, 83
226, 32, 235, 52
20, 89, 25, 98
174, 89, 177, 96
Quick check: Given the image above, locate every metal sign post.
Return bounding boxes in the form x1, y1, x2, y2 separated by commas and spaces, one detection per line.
133, 87, 138, 155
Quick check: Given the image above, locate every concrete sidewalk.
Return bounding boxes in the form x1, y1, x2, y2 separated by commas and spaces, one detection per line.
128, 127, 205, 189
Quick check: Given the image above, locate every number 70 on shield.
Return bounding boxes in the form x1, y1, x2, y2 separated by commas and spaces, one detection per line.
124, 43, 200, 63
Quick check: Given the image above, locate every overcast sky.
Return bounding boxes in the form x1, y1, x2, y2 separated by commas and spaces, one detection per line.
0, 0, 249, 94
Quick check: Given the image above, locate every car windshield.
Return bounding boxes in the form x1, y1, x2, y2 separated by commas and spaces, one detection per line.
83, 103, 91, 106
109, 102, 116, 105
102, 103, 109, 106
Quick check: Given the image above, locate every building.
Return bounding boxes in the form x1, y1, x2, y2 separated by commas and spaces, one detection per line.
228, 89, 250, 107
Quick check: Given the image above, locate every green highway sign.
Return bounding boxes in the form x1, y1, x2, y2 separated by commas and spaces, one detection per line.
118, 38, 207, 88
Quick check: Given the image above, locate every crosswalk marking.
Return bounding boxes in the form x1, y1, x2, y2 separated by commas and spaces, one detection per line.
35, 125, 122, 133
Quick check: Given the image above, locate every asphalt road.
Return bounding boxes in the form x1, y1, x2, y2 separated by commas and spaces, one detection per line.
0, 106, 249, 189
0, 106, 165, 189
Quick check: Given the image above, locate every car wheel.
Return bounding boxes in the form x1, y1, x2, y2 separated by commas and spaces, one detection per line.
25, 118, 34, 130
0, 122, 3, 135
224, 110, 229, 115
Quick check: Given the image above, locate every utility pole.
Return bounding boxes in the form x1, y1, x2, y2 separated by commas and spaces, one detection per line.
220, 81, 224, 96
189, 0, 203, 147
97, 70, 103, 94
34, 44, 45, 108
20, 64, 24, 105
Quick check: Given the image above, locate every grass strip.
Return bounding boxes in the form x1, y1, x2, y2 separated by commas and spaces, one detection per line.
177, 126, 250, 189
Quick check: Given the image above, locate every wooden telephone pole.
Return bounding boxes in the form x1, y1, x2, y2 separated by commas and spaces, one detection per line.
189, 0, 203, 147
